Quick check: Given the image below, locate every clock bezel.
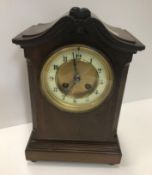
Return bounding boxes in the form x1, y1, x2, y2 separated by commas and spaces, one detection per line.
40, 44, 114, 113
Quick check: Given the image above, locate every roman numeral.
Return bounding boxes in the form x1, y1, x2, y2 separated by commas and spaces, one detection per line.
54, 65, 59, 70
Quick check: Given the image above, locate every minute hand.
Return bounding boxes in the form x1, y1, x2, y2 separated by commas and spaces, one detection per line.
72, 50, 82, 83
73, 58, 78, 75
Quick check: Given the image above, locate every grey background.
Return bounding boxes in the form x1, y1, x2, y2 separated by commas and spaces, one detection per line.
0, 0, 151, 128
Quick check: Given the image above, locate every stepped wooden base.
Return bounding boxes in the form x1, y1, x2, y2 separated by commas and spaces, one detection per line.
25, 132, 122, 164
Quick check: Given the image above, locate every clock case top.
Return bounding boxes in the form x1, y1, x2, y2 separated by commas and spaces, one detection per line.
12, 7, 145, 143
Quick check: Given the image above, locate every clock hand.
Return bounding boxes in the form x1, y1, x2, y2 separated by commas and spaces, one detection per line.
63, 74, 80, 95
73, 58, 78, 73
64, 80, 76, 95
62, 55, 81, 95
73, 52, 80, 79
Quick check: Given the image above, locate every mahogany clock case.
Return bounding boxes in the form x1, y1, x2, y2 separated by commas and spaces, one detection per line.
12, 7, 145, 164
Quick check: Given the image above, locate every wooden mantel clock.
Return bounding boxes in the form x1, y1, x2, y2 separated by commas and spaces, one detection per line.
12, 7, 145, 164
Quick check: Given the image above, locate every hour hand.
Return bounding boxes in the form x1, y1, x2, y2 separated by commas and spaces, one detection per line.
62, 80, 76, 95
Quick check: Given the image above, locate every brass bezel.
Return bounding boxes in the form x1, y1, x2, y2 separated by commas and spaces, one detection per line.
40, 44, 114, 113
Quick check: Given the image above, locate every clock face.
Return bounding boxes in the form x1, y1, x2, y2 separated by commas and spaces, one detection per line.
40, 45, 113, 112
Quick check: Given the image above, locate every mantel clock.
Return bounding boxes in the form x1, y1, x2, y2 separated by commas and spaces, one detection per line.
12, 7, 145, 164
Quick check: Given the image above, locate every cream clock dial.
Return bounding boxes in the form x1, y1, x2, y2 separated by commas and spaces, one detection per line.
41, 45, 113, 112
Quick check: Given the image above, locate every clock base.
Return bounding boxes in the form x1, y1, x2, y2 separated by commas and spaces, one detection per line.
25, 132, 122, 164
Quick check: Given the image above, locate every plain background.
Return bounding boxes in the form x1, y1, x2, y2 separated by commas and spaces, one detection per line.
0, 0, 152, 128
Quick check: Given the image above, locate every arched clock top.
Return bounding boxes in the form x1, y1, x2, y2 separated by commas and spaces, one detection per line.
12, 7, 145, 53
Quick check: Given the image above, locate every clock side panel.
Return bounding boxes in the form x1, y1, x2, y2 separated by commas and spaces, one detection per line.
112, 63, 130, 134
24, 43, 132, 142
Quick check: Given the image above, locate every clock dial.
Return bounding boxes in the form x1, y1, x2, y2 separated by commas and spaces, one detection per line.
41, 45, 113, 112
